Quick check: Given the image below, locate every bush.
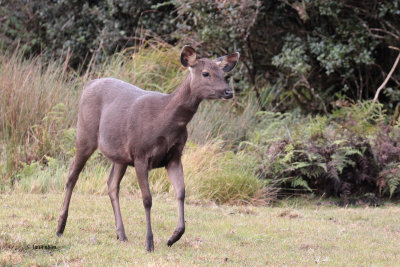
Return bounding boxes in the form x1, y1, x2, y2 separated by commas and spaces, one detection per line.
0, 0, 177, 67
3, 42, 400, 205
242, 101, 400, 202
172, 0, 400, 112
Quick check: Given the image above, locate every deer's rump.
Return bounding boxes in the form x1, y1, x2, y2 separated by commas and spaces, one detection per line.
76, 78, 170, 166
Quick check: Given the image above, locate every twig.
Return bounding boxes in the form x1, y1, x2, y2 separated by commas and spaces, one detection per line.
373, 49, 400, 103
389, 46, 400, 51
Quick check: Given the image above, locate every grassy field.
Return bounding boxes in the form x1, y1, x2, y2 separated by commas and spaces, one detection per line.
1, 193, 400, 266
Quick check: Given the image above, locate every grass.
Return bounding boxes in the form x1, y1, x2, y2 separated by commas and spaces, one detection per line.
1, 193, 400, 266
10, 142, 267, 205
0, 50, 82, 184
98, 41, 185, 94
187, 99, 259, 147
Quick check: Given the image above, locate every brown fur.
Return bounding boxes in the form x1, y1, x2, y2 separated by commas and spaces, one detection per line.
56, 46, 239, 252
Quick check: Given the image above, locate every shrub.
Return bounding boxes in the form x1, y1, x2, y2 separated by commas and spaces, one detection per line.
182, 142, 267, 205
242, 101, 400, 202
0, 0, 177, 67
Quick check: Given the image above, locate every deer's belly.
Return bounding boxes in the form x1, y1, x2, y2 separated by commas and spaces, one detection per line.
98, 135, 133, 165
97, 130, 180, 168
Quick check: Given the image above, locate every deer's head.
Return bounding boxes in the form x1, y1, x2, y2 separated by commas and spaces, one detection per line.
180, 46, 239, 100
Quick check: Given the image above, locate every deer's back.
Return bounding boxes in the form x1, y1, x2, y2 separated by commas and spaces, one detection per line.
79, 77, 167, 118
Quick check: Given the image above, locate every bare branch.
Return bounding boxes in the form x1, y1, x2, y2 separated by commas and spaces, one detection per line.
373, 51, 400, 102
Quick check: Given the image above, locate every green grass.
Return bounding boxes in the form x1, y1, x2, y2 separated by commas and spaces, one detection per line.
1, 193, 400, 266
10, 142, 267, 205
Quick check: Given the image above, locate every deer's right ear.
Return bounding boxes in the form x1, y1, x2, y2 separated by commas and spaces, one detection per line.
180, 45, 197, 67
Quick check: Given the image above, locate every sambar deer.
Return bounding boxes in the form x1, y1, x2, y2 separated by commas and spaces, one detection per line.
56, 46, 239, 251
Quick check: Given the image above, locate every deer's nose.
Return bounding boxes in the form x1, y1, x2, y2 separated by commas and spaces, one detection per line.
223, 89, 233, 98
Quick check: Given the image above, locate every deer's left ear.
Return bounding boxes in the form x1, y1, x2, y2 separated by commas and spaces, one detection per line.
214, 52, 240, 72
180, 45, 197, 67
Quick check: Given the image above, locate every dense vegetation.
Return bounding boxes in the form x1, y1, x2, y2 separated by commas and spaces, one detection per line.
2, 0, 400, 111
1, 1, 400, 204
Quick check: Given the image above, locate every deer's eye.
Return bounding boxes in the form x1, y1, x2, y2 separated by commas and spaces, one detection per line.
202, 72, 210, 77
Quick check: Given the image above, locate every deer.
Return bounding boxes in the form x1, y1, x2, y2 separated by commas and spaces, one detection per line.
55, 45, 240, 252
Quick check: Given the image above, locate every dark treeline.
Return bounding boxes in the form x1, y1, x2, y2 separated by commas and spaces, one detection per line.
1, 0, 400, 113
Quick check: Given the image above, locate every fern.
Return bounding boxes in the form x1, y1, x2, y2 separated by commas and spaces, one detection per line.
380, 163, 400, 198
308, 115, 327, 140
243, 100, 399, 200
343, 147, 363, 157
291, 176, 312, 192
300, 164, 326, 178
330, 146, 363, 174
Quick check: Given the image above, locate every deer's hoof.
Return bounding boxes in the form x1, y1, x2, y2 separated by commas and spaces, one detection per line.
167, 227, 185, 247
56, 232, 63, 237
146, 239, 154, 252
117, 234, 128, 242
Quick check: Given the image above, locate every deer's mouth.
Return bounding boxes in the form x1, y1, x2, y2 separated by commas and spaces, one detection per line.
219, 89, 233, 99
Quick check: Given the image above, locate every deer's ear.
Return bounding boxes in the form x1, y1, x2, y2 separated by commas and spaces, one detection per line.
215, 52, 240, 72
180, 45, 197, 67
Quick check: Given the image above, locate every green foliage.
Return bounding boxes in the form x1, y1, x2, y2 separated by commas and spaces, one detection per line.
242, 101, 400, 200
307, 115, 328, 141
378, 163, 400, 198
272, 35, 311, 75
190, 149, 265, 204
0, 0, 176, 67
170, 0, 400, 112
188, 100, 259, 148
30, 103, 70, 161
291, 177, 312, 192
1, 0, 400, 111
331, 101, 386, 137
15, 156, 68, 193
98, 42, 185, 93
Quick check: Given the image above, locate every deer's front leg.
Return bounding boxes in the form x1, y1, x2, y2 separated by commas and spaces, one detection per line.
135, 160, 154, 252
166, 157, 185, 247
107, 163, 128, 241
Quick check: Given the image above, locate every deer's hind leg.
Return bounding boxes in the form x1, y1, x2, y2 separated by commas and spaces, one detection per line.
107, 163, 128, 241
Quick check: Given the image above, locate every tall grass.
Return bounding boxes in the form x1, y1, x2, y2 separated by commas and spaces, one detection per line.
188, 99, 259, 148
0, 50, 82, 186
94, 41, 185, 94
12, 142, 268, 205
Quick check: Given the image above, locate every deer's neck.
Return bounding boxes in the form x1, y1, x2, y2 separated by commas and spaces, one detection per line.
166, 74, 201, 126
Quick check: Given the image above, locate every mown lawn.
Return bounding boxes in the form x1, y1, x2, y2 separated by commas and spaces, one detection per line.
1, 193, 400, 266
